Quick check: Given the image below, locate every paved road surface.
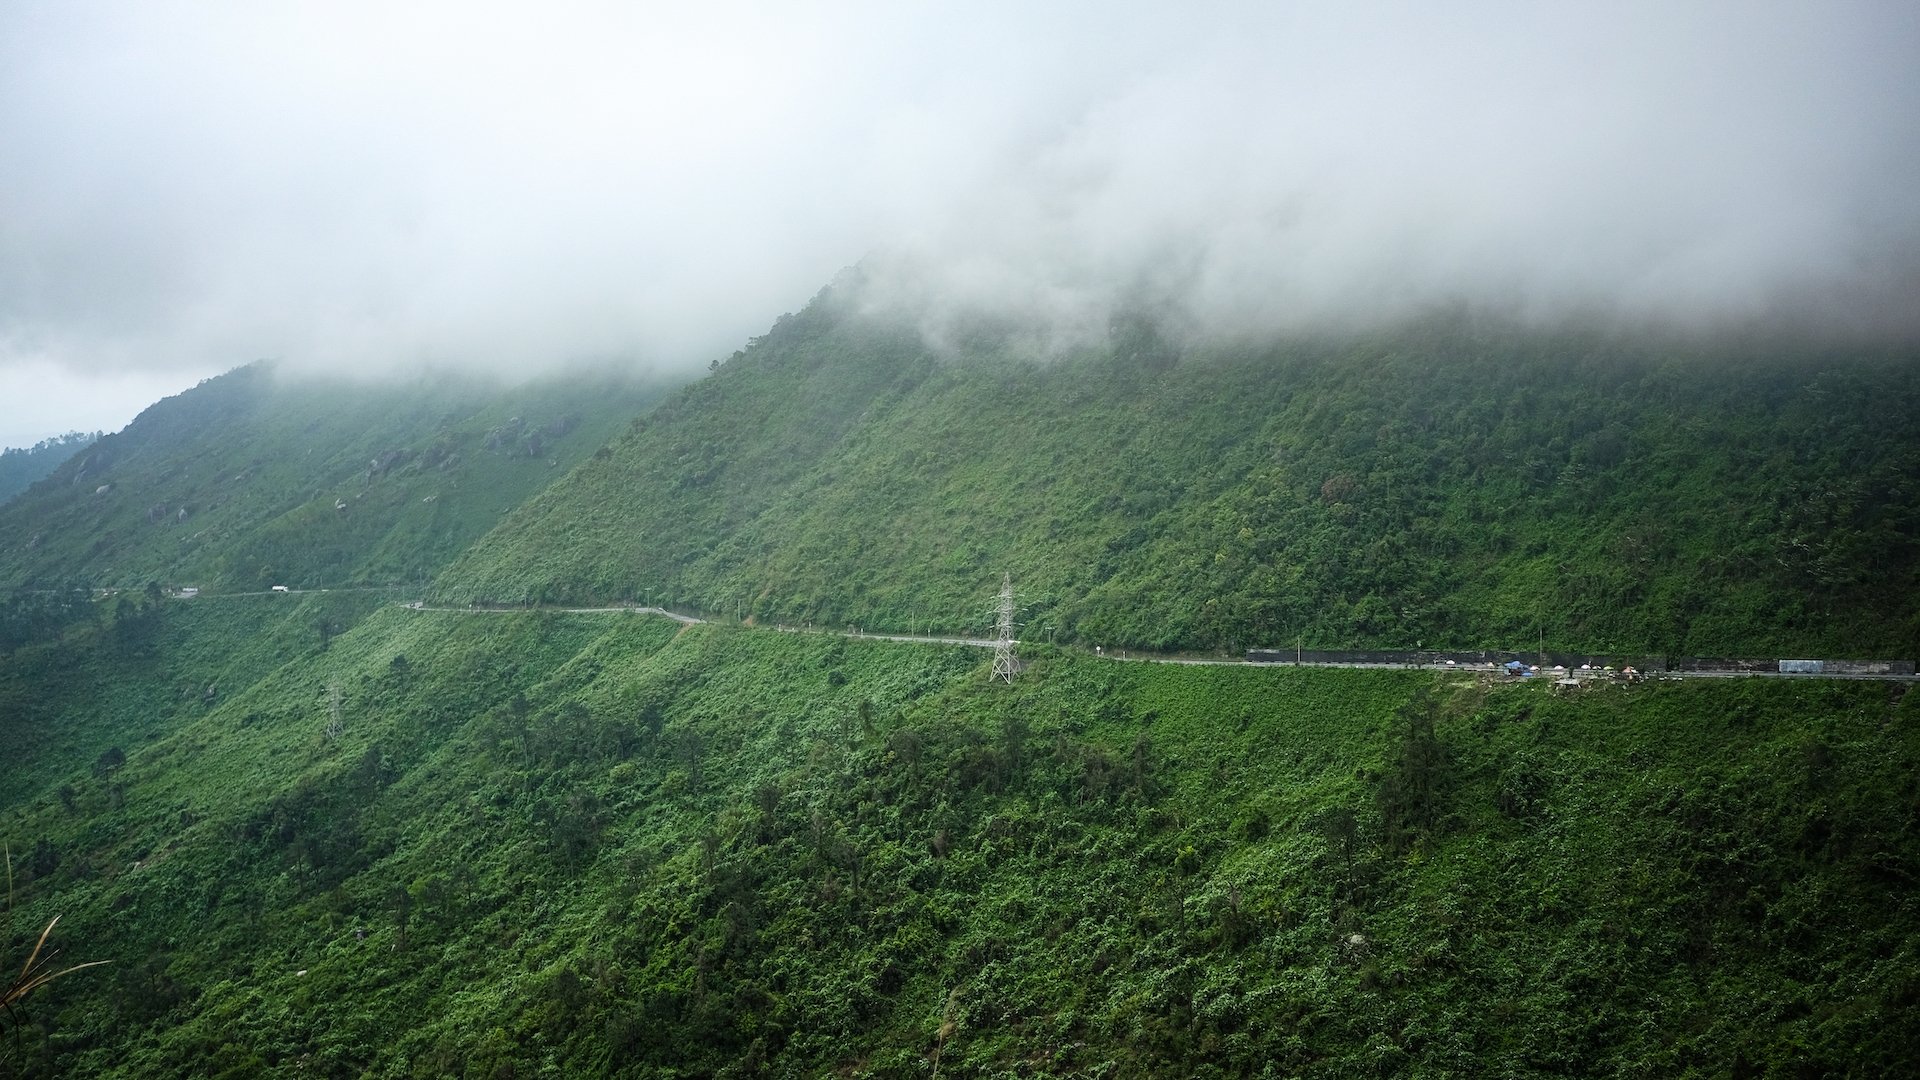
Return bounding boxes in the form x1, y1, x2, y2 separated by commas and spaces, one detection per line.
398, 602, 1920, 682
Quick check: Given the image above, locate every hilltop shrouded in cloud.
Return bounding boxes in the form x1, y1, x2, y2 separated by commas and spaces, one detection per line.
2, 0, 1917, 441
851, 3, 1920, 349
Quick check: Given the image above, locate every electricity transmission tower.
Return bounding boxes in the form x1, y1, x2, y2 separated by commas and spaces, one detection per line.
324, 683, 344, 741
991, 573, 1019, 683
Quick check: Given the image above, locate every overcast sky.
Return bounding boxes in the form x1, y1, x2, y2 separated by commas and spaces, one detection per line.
3, 0, 1917, 447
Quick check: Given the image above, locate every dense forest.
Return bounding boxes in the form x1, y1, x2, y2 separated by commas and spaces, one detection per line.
0, 432, 99, 506
3, 601, 1916, 1077
437, 292, 1920, 659
2, 300, 1918, 1077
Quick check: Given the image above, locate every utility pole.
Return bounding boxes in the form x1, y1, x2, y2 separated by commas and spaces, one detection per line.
991, 573, 1019, 683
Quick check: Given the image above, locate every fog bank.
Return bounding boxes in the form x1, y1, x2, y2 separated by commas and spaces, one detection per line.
3, 1, 1916, 438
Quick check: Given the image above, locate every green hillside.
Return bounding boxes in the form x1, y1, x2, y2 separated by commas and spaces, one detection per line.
0, 364, 671, 593
0, 433, 99, 506
3, 607, 1915, 1077
434, 292, 1920, 658
0, 586, 393, 806
4, 295, 1918, 1077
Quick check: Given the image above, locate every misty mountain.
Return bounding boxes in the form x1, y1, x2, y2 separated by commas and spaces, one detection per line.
4, 3, 1918, 1071
0, 431, 99, 506
0, 364, 674, 593
436, 287, 1920, 658
0, 293, 1916, 1078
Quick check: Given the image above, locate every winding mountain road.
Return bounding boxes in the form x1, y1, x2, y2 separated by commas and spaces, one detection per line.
397, 601, 1920, 682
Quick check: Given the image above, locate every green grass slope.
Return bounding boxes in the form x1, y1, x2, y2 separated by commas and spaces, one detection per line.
0, 364, 673, 592
434, 295, 1920, 658
3, 611, 1915, 1076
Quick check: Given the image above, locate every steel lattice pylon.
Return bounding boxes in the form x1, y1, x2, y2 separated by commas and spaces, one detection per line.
991, 572, 1019, 682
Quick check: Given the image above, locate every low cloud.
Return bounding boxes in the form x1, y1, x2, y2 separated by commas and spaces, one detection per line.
849, 3, 1920, 349
2, 0, 1915, 433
